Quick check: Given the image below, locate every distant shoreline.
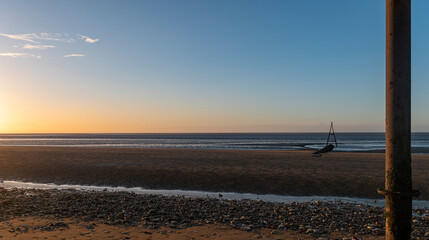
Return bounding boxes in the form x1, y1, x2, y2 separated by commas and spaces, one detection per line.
0, 144, 428, 154
1, 132, 429, 134
1, 132, 428, 153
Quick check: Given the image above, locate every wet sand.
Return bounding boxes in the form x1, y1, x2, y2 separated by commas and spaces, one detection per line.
0, 146, 428, 199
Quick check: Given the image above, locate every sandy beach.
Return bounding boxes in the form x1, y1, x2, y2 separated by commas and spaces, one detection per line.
0, 146, 428, 239
2, 217, 383, 240
0, 146, 428, 199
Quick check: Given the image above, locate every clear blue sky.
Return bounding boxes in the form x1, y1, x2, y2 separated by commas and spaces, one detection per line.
0, 0, 428, 133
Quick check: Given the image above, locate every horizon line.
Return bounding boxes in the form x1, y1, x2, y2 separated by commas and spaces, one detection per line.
0, 131, 428, 135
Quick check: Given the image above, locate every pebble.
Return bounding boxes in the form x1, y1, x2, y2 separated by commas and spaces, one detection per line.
0, 187, 428, 238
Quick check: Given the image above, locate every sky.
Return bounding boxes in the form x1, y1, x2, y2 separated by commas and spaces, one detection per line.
0, 0, 428, 133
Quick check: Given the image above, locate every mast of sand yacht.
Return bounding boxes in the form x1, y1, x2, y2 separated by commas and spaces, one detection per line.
325, 122, 337, 147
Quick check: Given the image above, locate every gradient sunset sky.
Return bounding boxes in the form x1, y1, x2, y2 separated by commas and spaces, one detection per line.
0, 0, 428, 133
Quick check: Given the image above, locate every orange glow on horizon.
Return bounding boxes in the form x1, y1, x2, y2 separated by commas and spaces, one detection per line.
0, 67, 385, 134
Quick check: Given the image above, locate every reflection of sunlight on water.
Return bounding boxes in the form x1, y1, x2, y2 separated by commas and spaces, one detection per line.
1, 180, 429, 209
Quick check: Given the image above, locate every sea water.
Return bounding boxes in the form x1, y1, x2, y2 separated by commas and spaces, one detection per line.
0, 132, 428, 153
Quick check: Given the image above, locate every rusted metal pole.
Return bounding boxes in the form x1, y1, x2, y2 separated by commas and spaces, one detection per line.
384, 0, 412, 239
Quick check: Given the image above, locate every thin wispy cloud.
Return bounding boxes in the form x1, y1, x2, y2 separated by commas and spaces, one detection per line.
0, 53, 41, 59
64, 54, 86, 58
38, 33, 74, 42
1, 33, 97, 59
0, 33, 39, 43
79, 34, 99, 43
18, 44, 56, 50
0, 33, 74, 43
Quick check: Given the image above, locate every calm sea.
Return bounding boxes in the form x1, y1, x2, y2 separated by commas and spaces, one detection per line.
0, 133, 429, 153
